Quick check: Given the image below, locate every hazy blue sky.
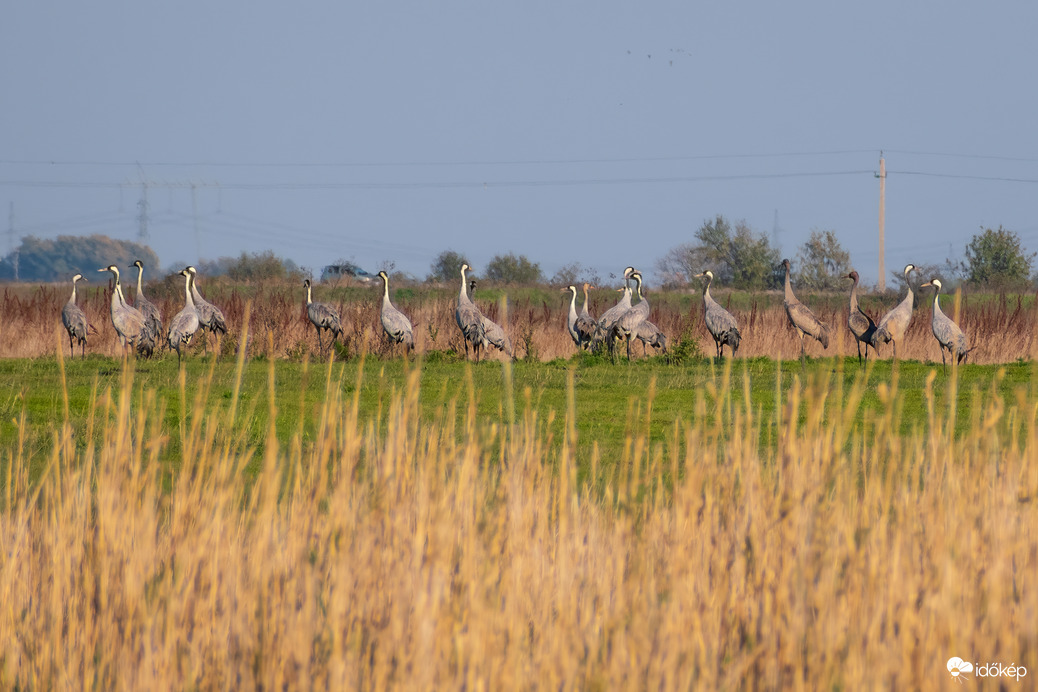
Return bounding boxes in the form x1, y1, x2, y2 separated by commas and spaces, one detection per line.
3, 2, 1037, 285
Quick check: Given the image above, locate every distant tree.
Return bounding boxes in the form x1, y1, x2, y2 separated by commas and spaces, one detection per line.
224, 250, 304, 282
484, 252, 543, 284
427, 250, 470, 283
795, 230, 850, 290
550, 261, 601, 287
657, 215, 780, 289
961, 225, 1034, 288
0, 234, 159, 282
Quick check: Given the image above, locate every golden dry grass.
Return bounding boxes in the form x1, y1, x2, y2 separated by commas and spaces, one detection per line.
2, 280, 1036, 363
1, 354, 1036, 689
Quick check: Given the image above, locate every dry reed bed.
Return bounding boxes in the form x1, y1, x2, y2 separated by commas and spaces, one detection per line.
2, 281, 1036, 363
1, 357, 1036, 689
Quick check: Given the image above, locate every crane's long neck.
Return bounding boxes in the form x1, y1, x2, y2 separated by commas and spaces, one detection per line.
70, 280, 78, 304
305, 282, 313, 305
382, 278, 392, 306
460, 268, 469, 301
136, 267, 144, 297
703, 275, 713, 303
568, 289, 578, 320
581, 285, 590, 315
932, 288, 942, 318
849, 277, 860, 312
783, 265, 795, 302
184, 274, 195, 306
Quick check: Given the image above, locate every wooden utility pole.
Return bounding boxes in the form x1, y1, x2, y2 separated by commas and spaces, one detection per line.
877, 154, 886, 291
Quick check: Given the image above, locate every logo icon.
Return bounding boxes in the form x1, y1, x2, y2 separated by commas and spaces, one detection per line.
948, 657, 973, 682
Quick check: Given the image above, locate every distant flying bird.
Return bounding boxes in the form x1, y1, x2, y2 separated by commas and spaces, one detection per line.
870, 264, 917, 362
167, 268, 200, 362
781, 259, 829, 364
61, 273, 89, 359
846, 270, 877, 366
695, 270, 741, 358
185, 266, 228, 354
303, 278, 343, 356
920, 277, 972, 370
377, 271, 414, 356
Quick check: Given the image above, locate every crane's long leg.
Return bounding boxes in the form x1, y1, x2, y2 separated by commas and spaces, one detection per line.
799, 331, 807, 367
856, 341, 863, 366
941, 346, 947, 373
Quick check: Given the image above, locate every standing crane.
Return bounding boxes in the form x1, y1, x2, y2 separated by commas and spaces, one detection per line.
593, 267, 636, 351
377, 271, 414, 356
167, 268, 200, 362
846, 270, 877, 365
130, 260, 163, 343
919, 278, 971, 370
611, 271, 650, 361
869, 264, 917, 362
574, 282, 597, 350
469, 278, 513, 359
455, 264, 485, 361
781, 258, 830, 364
61, 273, 89, 358
634, 320, 668, 356
563, 284, 582, 347
184, 266, 228, 354
303, 278, 344, 356
695, 270, 741, 358
98, 264, 147, 356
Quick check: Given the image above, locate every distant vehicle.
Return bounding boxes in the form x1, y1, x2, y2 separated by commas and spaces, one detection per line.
320, 262, 376, 284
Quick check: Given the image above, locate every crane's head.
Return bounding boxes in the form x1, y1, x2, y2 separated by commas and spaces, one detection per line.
582, 282, 595, 292
460, 263, 470, 275
694, 270, 714, 281
920, 278, 943, 292
561, 285, 577, 295
903, 264, 916, 276
847, 270, 859, 282
378, 270, 389, 282
131, 260, 144, 269
72, 273, 85, 283
179, 268, 191, 278
185, 265, 198, 276
623, 266, 636, 279
303, 278, 311, 289
781, 258, 791, 271
99, 265, 120, 279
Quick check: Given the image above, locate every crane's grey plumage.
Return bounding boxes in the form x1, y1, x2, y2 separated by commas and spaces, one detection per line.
846, 270, 877, 365
782, 258, 830, 363
469, 278, 513, 359
304, 278, 343, 356
695, 270, 741, 358
870, 263, 917, 362
61, 273, 89, 358
592, 267, 635, 350
99, 264, 148, 355
563, 285, 581, 347
131, 260, 163, 343
378, 270, 414, 355
455, 264, 485, 360
634, 320, 668, 356
167, 268, 200, 362
574, 282, 597, 349
920, 278, 971, 370
185, 266, 227, 353
611, 271, 650, 361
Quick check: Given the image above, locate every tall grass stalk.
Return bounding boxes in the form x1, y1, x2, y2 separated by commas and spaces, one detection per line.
1, 357, 1036, 689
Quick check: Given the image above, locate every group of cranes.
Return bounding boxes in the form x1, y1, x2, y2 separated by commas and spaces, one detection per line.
61, 262, 227, 362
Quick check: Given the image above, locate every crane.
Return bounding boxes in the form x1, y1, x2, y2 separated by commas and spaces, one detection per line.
455, 264, 485, 361
130, 260, 163, 346
594, 267, 636, 351
377, 271, 414, 356
61, 273, 89, 358
781, 258, 830, 364
303, 278, 344, 356
869, 264, 917, 362
695, 270, 741, 358
919, 278, 971, 370
469, 278, 513, 359
562, 285, 581, 347
98, 264, 148, 356
611, 271, 649, 361
574, 282, 597, 350
167, 268, 200, 362
184, 266, 228, 354
634, 320, 668, 356
846, 270, 877, 365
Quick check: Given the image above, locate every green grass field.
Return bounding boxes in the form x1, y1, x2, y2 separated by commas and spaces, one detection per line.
2, 351, 1030, 495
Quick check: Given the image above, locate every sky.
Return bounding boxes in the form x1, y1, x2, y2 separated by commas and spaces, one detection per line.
2, 2, 1037, 287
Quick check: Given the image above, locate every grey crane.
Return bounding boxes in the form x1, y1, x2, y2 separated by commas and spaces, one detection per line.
781, 258, 830, 364
98, 264, 148, 355
184, 266, 228, 353
377, 270, 414, 355
695, 270, 741, 358
920, 278, 971, 370
634, 320, 668, 356
611, 271, 650, 361
303, 278, 344, 356
869, 263, 917, 362
455, 264, 485, 361
563, 285, 581, 347
167, 268, 200, 362
130, 260, 163, 341
574, 282, 597, 349
469, 278, 513, 359
61, 273, 89, 358
593, 267, 636, 350
846, 270, 877, 365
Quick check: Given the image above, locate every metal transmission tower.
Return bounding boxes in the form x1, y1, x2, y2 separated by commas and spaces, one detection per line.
876, 154, 886, 291
137, 183, 150, 241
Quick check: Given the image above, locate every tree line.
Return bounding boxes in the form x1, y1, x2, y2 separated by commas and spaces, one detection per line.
2, 221, 1034, 289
